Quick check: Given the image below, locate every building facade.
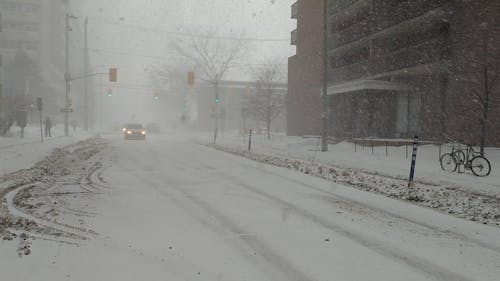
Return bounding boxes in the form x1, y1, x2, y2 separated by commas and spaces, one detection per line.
287, 0, 324, 136
196, 81, 287, 134
0, 0, 69, 125
0, 10, 4, 120
288, 0, 500, 146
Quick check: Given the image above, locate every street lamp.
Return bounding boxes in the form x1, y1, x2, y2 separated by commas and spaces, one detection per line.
321, 0, 329, 152
64, 13, 78, 137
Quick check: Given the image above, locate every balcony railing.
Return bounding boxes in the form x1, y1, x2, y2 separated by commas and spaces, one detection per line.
291, 2, 298, 19
291, 29, 297, 46
330, 38, 450, 83
330, 18, 371, 49
328, 2, 452, 51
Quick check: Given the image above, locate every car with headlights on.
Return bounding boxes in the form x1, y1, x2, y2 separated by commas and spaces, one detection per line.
123, 123, 146, 140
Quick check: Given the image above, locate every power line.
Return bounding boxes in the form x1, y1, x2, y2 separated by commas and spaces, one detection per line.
86, 16, 290, 42
85, 47, 287, 67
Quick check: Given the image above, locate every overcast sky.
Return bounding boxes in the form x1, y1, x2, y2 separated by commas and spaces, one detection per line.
71, 0, 296, 125
76, 0, 296, 81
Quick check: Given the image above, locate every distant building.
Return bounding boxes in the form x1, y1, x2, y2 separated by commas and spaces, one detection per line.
0, 0, 68, 120
196, 80, 287, 134
288, 0, 500, 146
0, 10, 4, 120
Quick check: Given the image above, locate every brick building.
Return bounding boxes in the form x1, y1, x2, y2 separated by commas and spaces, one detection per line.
288, 0, 500, 146
287, 0, 324, 136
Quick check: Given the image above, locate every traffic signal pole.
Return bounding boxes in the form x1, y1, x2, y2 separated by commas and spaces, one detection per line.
214, 79, 219, 143
321, 0, 329, 152
65, 13, 70, 137
84, 16, 89, 131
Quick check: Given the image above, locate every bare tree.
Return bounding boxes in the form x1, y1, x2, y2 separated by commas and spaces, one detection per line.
171, 28, 248, 142
451, 18, 500, 153
248, 62, 286, 140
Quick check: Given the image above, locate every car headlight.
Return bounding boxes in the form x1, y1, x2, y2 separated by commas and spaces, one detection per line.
127, 130, 132, 134
141, 131, 146, 135
122, 128, 126, 132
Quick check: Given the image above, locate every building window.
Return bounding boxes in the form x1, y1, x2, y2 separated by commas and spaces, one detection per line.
396, 93, 421, 137
0, 2, 40, 13
4, 22, 39, 32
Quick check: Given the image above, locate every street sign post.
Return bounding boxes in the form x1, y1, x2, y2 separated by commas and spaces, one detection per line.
408, 136, 419, 187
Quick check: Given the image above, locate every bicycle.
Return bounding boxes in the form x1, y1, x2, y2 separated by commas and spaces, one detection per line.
440, 144, 491, 177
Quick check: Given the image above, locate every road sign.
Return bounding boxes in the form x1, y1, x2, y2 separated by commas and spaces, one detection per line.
60, 108, 74, 113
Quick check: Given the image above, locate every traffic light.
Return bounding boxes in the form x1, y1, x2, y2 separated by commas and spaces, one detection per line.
215, 97, 221, 104
154, 91, 160, 101
107, 89, 113, 97
109, 68, 117, 82
36, 97, 43, 111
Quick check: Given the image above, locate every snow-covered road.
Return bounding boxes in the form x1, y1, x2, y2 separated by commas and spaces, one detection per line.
1, 134, 499, 281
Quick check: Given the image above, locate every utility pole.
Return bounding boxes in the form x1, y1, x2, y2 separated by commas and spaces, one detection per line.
321, 0, 329, 152
84, 16, 89, 131
480, 30, 490, 156
100, 74, 104, 131
64, 14, 77, 137
214, 77, 219, 143
64, 13, 70, 136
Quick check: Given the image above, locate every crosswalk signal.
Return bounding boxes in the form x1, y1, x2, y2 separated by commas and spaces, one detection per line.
36, 97, 43, 111
109, 68, 117, 82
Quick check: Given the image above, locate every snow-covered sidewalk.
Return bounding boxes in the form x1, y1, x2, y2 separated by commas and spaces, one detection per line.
206, 132, 500, 197
0, 126, 91, 176
198, 132, 500, 227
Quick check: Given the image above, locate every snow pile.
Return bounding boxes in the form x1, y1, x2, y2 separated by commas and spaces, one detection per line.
0, 138, 107, 252
208, 143, 500, 227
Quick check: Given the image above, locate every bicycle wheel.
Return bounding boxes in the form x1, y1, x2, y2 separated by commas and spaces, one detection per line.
454, 150, 466, 164
440, 153, 457, 172
470, 156, 491, 177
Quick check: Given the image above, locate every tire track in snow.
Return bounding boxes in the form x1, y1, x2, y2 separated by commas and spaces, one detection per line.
222, 175, 475, 281
180, 144, 477, 281
5, 184, 90, 240
3, 162, 108, 240
117, 150, 317, 281
192, 142, 500, 253
135, 177, 316, 281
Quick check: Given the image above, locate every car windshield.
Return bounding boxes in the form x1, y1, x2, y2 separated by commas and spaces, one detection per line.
1, 1, 499, 280
126, 124, 143, 129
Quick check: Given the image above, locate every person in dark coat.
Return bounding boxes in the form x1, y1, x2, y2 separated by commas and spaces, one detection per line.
71, 120, 77, 132
44, 117, 52, 137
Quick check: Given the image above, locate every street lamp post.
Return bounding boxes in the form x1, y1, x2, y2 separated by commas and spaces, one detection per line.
84, 16, 89, 131
321, 0, 329, 152
64, 13, 77, 137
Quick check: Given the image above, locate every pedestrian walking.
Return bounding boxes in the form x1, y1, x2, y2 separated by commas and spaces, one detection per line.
44, 117, 52, 137
71, 120, 77, 133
